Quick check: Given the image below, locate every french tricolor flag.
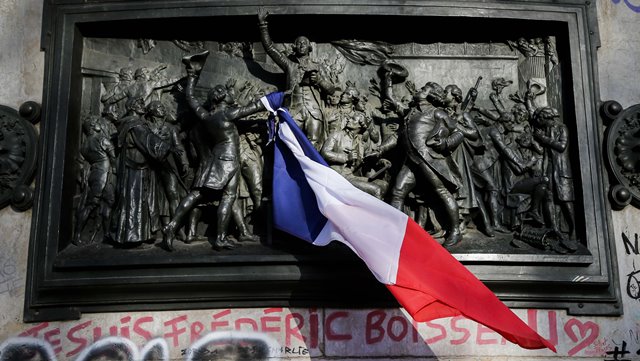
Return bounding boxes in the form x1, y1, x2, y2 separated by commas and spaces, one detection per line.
261, 93, 555, 351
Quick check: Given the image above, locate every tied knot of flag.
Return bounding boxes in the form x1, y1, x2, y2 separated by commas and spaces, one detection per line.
260, 92, 286, 145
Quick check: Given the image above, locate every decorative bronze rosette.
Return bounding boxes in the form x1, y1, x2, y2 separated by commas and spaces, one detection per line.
0, 102, 39, 211
602, 100, 640, 210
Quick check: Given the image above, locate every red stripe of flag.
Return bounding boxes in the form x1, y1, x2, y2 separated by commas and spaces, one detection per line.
386, 218, 556, 351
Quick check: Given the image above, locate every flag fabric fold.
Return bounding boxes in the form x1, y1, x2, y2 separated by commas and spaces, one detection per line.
260, 92, 556, 352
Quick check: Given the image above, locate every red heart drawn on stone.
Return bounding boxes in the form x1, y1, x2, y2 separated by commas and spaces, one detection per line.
564, 318, 600, 356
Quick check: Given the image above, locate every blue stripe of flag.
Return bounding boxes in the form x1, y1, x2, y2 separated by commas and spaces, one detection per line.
267, 93, 328, 243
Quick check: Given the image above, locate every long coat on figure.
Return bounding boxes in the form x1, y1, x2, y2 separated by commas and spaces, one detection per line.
110, 116, 170, 244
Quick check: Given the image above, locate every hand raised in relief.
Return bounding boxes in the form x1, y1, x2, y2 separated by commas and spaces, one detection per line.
405, 80, 417, 95
508, 91, 523, 103
469, 88, 478, 101
225, 78, 237, 90
382, 98, 395, 111
386, 121, 399, 132
258, 7, 269, 23
533, 128, 546, 141
525, 88, 536, 100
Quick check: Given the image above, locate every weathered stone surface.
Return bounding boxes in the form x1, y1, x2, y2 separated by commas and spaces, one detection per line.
0, 0, 43, 341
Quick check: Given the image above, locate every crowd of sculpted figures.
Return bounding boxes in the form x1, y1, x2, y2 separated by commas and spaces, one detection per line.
73, 11, 578, 254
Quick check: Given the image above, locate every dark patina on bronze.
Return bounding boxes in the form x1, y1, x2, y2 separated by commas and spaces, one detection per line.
0, 102, 39, 212
601, 100, 640, 210
24, 0, 620, 321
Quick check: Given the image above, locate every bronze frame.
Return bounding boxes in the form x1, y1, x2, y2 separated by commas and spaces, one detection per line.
25, 0, 620, 322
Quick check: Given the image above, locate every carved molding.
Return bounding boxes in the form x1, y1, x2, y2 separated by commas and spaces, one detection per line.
0, 102, 39, 211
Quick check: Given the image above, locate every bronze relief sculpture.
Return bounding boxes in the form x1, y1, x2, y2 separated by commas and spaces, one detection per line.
69, 11, 582, 256
24, 0, 622, 321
